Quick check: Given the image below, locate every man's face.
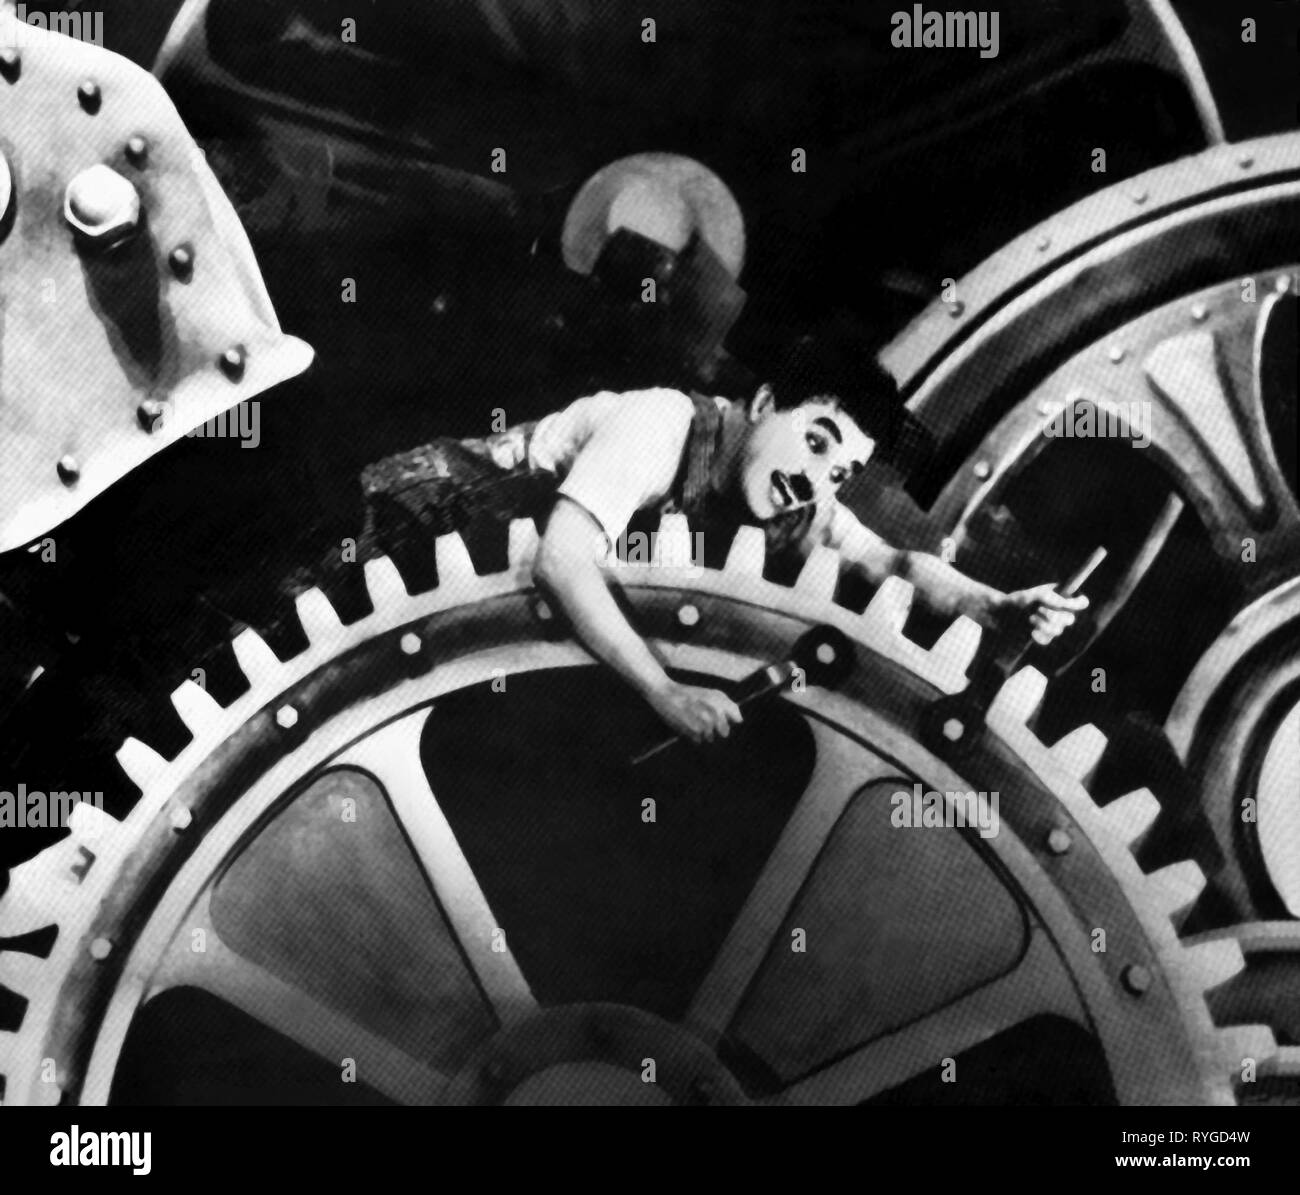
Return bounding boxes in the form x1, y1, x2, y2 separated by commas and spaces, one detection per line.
738, 389, 875, 521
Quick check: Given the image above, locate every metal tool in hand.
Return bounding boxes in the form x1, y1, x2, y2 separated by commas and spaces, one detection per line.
629, 624, 856, 766
921, 547, 1108, 754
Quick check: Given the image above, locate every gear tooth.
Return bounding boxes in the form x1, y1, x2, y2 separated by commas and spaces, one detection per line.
295, 587, 343, 643
170, 679, 223, 738
724, 526, 767, 576
0, 951, 45, 998
508, 518, 540, 570
67, 801, 121, 848
1222, 1026, 1279, 1069
0, 1029, 14, 1082
435, 533, 476, 594
363, 556, 408, 607
1050, 724, 1108, 783
862, 576, 913, 634
795, 546, 840, 600
1185, 938, 1248, 991
1099, 787, 1161, 847
1261, 1046, 1300, 1079
230, 627, 282, 687
115, 736, 168, 792
654, 512, 697, 571
928, 616, 982, 690
988, 665, 1047, 726
1147, 859, 1207, 922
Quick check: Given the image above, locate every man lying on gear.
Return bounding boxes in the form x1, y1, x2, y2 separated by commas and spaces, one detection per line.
362, 379, 1086, 747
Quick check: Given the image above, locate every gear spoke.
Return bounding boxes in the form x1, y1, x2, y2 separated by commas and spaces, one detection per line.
148, 898, 449, 1105
685, 717, 896, 1044
335, 709, 538, 1026
763, 927, 1071, 1104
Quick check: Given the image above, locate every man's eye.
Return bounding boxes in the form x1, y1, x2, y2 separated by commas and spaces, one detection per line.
805, 432, 827, 455
829, 466, 847, 485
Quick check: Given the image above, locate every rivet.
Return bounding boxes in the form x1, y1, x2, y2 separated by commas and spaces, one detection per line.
942, 718, 965, 742
677, 603, 700, 627
125, 135, 149, 165
137, 399, 165, 432
815, 642, 836, 666
275, 705, 299, 730
399, 632, 422, 655
169, 806, 193, 832
973, 460, 991, 480
1130, 188, 1148, 206
0, 48, 20, 82
947, 301, 965, 319
1276, 275, 1292, 295
1237, 153, 1254, 170
1035, 235, 1051, 252
1047, 827, 1072, 855
57, 454, 80, 485
89, 937, 113, 961
1121, 963, 1152, 995
1190, 302, 1208, 322
219, 346, 246, 381
77, 79, 101, 114
1107, 344, 1126, 364
168, 245, 194, 281
534, 598, 553, 622
431, 294, 450, 316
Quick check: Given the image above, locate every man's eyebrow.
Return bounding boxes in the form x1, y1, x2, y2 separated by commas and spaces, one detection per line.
812, 416, 843, 443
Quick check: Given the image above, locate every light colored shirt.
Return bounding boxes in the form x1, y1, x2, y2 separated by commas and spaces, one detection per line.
527, 387, 886, 561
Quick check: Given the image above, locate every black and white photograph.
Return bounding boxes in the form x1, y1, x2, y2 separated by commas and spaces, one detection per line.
0, 0, 1297, 1158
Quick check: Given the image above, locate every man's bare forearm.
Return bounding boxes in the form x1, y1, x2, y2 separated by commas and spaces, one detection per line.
895, 550, 1002, 626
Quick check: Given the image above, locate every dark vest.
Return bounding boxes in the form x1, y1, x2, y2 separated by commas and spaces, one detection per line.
360, 393, 814, 573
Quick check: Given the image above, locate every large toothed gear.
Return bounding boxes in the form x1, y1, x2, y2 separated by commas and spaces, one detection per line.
0, 8, 312, 551
0, 517, 1279, 1105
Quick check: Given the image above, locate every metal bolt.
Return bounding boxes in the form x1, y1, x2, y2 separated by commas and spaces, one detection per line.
0, 48, 20, 82
137, 399, 165, 432
169, 806, 193, 832
1276, 275, 1292, 295
1047, 827, 1072, 855
1121, 963, 1152, 995
973, 460, 991, 480
399, 632, 422, 656
89, 937, 113, 961
942, 718, 965, 742
815, 642, 836, 666
1035, 235, 1051, 252
947, 301, 965, 319
56, 454, 80, 485
677, 603, 700, 627
125, 135, 148, 165
169, 245, 194, 280
1107, 344, 1126, 364
64, 163, 141, 248
219, 346, 246, 381
1130, 188, 1148, 206
534, 598, 553, 622
77, 78, 101, 113
1190, 302, 1208, 322
1238, 153, 1254, 170
275, 705, 299, 730
431, 294, 450, 316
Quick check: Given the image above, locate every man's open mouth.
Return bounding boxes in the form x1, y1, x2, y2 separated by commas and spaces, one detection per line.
771, 470, 795, 509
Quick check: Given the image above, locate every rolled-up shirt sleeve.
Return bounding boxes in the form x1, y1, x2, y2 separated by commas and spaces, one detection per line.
555, 390, 695, 544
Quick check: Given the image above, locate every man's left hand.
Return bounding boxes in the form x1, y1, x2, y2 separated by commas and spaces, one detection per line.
996, 585, 1089, 646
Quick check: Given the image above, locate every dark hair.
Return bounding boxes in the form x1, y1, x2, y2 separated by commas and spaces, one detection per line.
768, 324, 902, 450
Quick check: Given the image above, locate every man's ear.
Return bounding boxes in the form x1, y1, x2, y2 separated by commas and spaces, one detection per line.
749, 383, 777, 423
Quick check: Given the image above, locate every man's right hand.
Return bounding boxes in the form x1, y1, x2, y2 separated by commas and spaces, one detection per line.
647, 681, 744, 744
